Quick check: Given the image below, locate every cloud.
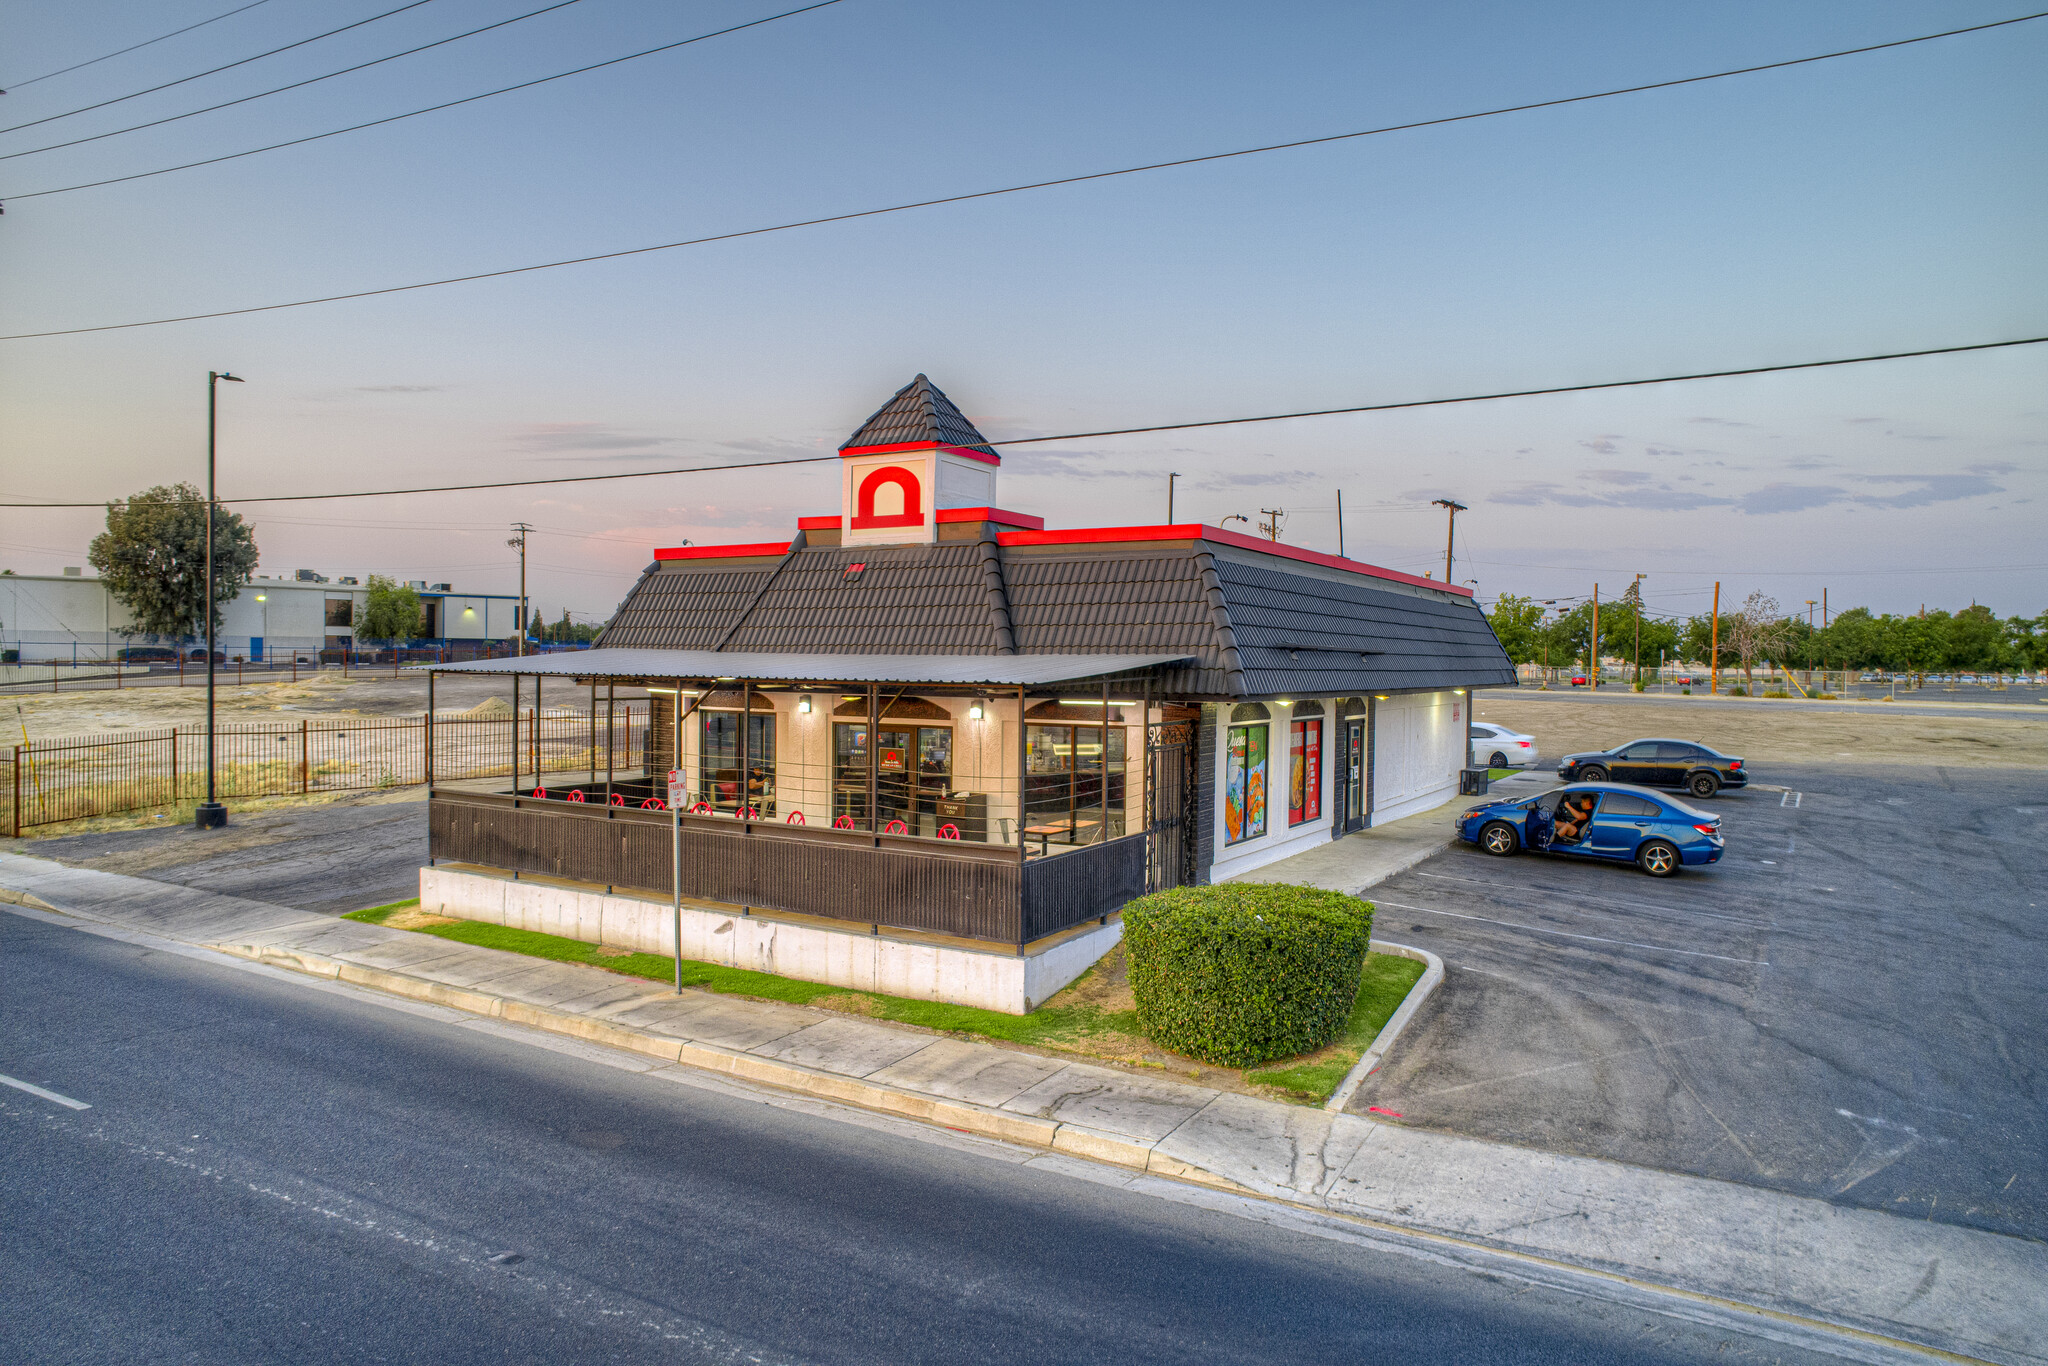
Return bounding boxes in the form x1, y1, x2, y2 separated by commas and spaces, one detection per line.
1580, 469, 1653, 486
511, 423, 678, 457
1488, 481, 1732, 511
1688, 416, 1757, 428
1736, 483, 1846, 515
1852, 473, 2001, 508
1578, 436, 1623, 455
355, 384, 447, 393
1844, 416, 1884, 425
1966, 461, 2019, 475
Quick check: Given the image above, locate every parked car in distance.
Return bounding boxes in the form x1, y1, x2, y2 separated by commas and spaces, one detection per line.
1457, 782, 1724, 877
116, 645, 177, 663
184, 648, 227, 663
1556, 738, 1747, 798
1469, 721, 1538, 769
1570, 675, 1590, 687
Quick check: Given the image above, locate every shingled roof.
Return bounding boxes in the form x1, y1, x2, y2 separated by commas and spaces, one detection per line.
598, 534, 1514, 699
840, 374, 999, 457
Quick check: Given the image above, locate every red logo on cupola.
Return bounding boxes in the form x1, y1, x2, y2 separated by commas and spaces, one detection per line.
850, 464, 924, 529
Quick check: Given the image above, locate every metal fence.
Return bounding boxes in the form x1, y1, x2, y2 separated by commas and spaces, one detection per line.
6, 705, 648, 835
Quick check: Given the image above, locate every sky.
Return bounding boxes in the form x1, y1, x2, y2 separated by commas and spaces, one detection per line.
1, 0, 2043, 631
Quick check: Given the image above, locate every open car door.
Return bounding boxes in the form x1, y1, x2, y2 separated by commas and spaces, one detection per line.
1526, 794, 1559, 851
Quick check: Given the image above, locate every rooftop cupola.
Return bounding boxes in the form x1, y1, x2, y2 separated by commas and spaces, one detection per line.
837, 374, 999, 546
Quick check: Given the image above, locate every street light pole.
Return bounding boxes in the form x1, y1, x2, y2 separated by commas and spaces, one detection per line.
508, 523, 533, 657
197, 370, 243, 830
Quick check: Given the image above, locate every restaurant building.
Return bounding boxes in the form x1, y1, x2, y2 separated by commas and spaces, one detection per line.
419, 376, 1513, 1011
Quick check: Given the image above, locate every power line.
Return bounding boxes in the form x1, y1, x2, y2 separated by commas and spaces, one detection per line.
0, 0, 445, 137
3, 0, 276, 90
5, 10, 2040, 333
3, 335, 2041, 508
0, 0, 590, 164
5, 0, 849, 200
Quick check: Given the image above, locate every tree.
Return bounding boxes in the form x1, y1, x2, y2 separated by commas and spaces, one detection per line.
355, 575, 423, 642
527, 608, 543, 641
1486, 594, 1545, 665
1544, 602, 1601, 674
88, 483, 259, 640
1720, 591, 1791, 693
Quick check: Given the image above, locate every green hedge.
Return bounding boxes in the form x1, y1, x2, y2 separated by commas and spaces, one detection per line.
1123, 883, 1374, 1067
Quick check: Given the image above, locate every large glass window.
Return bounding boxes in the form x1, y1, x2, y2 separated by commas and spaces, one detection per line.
1289, 717, 1322, 825
701, 711, 775, 815
1225, 723, 1268, 844
1024, 723, 1126, 850
833, 722, 952, 831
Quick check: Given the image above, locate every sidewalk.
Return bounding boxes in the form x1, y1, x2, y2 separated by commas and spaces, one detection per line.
3, 848, 2041, 1364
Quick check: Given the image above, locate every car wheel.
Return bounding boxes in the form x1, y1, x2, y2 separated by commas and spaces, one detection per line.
1580, 765, 1608, 782
1488, 751, 1509, 768
1479, 821, 1519, 856
1637, 840, 1681, 877
1688, 772, 1720, 798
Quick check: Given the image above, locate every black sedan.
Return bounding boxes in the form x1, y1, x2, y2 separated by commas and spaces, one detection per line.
1555, 738, 1747, 799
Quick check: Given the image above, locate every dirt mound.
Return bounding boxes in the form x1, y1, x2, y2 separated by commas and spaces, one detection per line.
461, 696, 514, 718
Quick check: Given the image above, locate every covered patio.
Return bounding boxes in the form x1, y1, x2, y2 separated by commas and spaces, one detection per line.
421, 649, 1196, 949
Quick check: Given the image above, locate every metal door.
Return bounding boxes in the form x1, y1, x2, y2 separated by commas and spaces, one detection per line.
1145, 721, 1197, 890
1340, 719, 1367, 833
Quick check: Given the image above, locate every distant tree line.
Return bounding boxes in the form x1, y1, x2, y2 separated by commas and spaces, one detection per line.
1488, 591, 2048, 685
527, 607, 603, 644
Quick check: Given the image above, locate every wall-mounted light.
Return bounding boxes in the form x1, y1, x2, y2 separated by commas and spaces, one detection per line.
1451, 688, 1466, 695
1276, 699, 1292, 706
253, 594, 267, 603
968, 697, 985, 720
798, 694, 813, 714
463, 607, 475, 617
1375, 695, 1388, 701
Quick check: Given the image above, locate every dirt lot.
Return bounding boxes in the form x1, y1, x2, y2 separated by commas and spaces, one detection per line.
6, 672, 604, 742
1474, 691, 2048, 770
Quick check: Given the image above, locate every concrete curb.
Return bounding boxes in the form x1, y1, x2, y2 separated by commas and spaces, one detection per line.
1326, 939, 1445, 1114
208, 937, 1256, 1196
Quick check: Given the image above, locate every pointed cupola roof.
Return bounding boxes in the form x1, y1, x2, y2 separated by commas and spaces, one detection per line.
839, 374, 998, 458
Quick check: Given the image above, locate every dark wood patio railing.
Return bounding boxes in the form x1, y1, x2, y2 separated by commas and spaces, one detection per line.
429, 790, 1140, 947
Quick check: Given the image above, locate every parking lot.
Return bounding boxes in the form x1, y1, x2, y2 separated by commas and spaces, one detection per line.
1351, 761, 2048, 1243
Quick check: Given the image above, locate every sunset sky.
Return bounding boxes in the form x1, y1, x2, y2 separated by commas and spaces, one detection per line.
2, 0, 2042, 628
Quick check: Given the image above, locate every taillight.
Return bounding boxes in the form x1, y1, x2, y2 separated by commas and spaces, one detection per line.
1694, 823, 1719, 835
1728, 759, 1742, 769
1518, 741, 1531, 747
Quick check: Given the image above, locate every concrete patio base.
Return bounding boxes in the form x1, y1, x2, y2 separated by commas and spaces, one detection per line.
418, 864, 1119, 1015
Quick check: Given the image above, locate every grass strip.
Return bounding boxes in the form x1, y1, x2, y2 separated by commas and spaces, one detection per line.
1244, 953, 1428, 1103
341, 906, 1427, 1102
340, 907, 1137, 1046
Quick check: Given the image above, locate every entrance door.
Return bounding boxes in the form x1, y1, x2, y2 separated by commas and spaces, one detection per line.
1339, 719, 1367, 833
1146, 720, 1197, 890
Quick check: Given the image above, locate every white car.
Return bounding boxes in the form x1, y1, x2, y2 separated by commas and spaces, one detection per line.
1469, 721, 1539, 769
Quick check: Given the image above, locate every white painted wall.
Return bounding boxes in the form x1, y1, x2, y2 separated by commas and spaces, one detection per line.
1207, 698, 1339, 882
1369, 690, 1467, 824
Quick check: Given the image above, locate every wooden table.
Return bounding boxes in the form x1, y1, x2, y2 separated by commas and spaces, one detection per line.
1023, 817, 1101, 855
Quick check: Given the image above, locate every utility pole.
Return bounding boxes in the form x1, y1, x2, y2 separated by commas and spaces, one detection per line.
1167, 472, 1178, 524
1432, 499, 1466, 584
1257, 508, 1285, 542
508, 523, 533, 657
197, 370, 243, 831
1631, 573, 1644, 685
1710, 581, 1721, 697
1590, 583, 1599, 689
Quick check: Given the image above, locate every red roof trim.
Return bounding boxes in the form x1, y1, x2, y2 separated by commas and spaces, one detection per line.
796, 515, 841, 531
995, 524, 1473, 596
654, 541, 791, 561
934, 506, 1045, 530
840, 441, 1000, 465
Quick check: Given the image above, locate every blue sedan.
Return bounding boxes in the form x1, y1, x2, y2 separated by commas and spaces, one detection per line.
1455, 782, 1724, 877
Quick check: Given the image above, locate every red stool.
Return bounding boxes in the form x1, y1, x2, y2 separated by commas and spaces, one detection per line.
566, 789, 585, 803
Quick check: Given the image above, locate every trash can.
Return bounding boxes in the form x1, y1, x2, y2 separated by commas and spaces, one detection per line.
1459, 767, 1491, 796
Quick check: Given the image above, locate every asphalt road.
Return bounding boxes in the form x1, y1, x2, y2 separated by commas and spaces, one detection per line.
4, 795, 428, 915
1353, 762, 2048, 1242
2, 912, 1872, 1366
1479, 685, 2048, 719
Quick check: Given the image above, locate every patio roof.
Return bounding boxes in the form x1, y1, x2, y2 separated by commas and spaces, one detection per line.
419, 648, 1193, 687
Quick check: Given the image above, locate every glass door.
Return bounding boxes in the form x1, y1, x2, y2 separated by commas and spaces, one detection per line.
1342, 719, 1366, 833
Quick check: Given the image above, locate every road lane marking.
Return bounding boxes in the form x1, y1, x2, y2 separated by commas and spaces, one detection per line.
0, 1073, 90, 1110
1780, 790, 1803, 808
1371, 899, 1768, 965
1410, 871, 1774, 927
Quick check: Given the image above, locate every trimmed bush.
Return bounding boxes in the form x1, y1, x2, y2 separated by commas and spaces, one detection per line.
1123, 883, 1374, 1067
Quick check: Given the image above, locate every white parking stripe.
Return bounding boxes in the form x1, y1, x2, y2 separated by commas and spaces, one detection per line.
1780, 790, 1803, 808
0, 1072, 91, 1110
1372, 899, 1768, 965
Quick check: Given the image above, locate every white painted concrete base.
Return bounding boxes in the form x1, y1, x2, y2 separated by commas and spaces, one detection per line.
417, 866, 1120, 1015
1368, 777, 1458, 827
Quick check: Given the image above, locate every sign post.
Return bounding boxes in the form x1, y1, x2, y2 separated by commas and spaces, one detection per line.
667, 767, 684, 993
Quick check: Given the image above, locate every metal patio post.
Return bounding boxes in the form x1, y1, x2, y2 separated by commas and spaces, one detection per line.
426, 671, 435, 788
738, 681, 750, 819
866, 683, 879, 832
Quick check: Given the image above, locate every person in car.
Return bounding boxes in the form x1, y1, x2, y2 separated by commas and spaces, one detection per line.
1553, 792, 1598, 843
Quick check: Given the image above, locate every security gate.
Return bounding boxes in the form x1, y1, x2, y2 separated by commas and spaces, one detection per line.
1145, 720, 1198, 891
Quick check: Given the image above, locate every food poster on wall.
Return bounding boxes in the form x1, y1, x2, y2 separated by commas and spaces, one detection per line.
1225, 723, 1268, 843
1290, 718, 1321, 823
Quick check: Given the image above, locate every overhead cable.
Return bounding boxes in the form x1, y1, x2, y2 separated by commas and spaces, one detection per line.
0, 0, 591, 165
2, 0, 276, 90
1, 335, 2040, 508
3, 9, 2041, 332
0, 0, 445, 137
2, 0, 847, 195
